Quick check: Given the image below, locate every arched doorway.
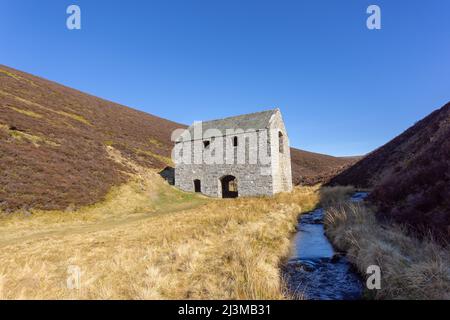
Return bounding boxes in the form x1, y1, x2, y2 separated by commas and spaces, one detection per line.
220, 175, 238, 198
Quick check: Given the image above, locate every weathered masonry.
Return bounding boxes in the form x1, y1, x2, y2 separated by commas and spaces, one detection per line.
174, 108, 293, 198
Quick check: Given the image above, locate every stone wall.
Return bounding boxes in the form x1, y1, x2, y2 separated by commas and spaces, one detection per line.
175, 163, 273, 197
174, 132, 274, 197
174, 109, 293, 198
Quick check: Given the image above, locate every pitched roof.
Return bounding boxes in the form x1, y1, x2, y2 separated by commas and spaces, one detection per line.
178, 109, 279, 141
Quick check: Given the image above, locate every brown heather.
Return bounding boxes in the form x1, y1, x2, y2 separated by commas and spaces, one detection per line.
290, 149, 360, 186
0, 65, 183, 211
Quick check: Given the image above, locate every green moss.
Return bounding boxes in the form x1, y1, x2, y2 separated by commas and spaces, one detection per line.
0, 124, 59, 147
104, 140, 114, 146
0, 69, 22, 81
0, 90, 91, 126
0, 69, 38, 87
148, 137, 165, 148
135, 148, 174, 166
55, 110, 91, 126
152, 185, 206, 211
9, 106, 43, 119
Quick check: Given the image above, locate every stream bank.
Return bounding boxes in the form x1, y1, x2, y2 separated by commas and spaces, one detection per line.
282, 192, 368, 300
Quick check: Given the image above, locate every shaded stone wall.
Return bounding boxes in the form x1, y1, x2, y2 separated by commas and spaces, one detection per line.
270, 111, 293, 193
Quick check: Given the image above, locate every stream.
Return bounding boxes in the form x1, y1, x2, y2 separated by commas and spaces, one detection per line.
282, 192, 369, 300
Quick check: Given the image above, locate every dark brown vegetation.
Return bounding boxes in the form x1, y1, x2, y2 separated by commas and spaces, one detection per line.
329, 103, 450, 239
290, 148, 360, 186
0, 65, 181, 211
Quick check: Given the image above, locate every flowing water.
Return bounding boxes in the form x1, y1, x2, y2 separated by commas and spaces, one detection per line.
282, 192, 368, 300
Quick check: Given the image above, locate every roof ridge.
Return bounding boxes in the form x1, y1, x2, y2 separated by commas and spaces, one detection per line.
176, 108, 282, 142
199, 108, 278, 124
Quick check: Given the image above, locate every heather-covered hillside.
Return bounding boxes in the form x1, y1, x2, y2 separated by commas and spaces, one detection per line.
0, 65, 181, 211
290, 149, 360, 186
330, 103, 450, 238
1, 65, 354, 212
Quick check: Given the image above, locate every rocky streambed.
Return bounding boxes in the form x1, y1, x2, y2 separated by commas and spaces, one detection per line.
282, 193, 368, 300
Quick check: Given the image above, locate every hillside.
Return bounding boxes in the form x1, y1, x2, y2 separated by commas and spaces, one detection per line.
329, 103, 450, 238
0, 65, 355, 212
0, 65, 181, 211
290, 149, 360, 186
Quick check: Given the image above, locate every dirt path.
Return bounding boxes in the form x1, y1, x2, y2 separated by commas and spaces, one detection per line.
0, 201, 205, 248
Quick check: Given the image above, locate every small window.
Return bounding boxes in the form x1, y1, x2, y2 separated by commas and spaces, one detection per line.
203, 140, 210, 149
233, 136, 238, 147
278, 132, 284, 153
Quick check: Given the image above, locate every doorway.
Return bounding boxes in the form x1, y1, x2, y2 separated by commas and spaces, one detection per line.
194, 179, 201, 193
220, 175, 238, 198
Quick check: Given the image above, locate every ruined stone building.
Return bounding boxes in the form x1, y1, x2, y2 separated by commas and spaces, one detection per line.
174, 108, 293, 198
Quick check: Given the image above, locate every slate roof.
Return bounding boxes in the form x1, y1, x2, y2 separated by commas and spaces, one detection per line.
177, 109, 279, 141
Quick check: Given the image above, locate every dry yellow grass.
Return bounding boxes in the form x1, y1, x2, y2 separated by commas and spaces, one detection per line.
324, 200, 450, 300
0, 150, 319, 300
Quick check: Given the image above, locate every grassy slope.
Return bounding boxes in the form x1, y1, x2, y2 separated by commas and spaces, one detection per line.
0, 148, 319, 299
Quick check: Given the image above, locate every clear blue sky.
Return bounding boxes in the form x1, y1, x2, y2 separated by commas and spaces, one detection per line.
1, 0, 449, 156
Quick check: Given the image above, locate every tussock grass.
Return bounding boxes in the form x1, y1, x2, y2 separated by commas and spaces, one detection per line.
0, 153, 318, 299
324, 198, 450, 300
319, 185, 355, 208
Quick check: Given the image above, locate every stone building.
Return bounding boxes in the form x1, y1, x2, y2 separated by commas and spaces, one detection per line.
174, 108, 293, 198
